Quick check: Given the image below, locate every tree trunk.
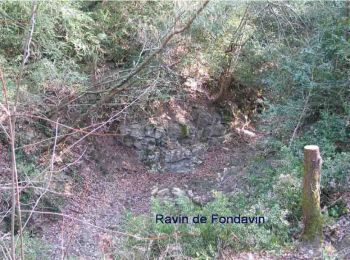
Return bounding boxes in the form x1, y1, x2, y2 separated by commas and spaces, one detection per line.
302, 145, 323, 242
210, 68, 232, 104
345, 0, 350, 41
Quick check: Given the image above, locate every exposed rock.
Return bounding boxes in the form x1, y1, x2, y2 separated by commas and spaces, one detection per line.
151, 186, 159, 195
187, 190, 195, 198
164, 147, 191, 163
154, 128, 164, 139
134, 140, 143, 149
235, 128, 256, 138
165, 160, 191, 173
144, 125, 155, 137
157, 188, 170, 196
195, 110, 213, 129
166, 123, 183, 141
171, 187, 186, 197
118, 106, 229, 172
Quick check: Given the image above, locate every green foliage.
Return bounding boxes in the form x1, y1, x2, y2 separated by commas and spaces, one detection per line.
16, 154, 40, 179
255, 4, 350, 229
27, 58, 88, 92
0, 0, 175, 95
327, 200, 348, 218
180, 123, 189, 138
245, 141, 307, 240
295, 112, 349, 156
1, 0, 349, 257
21, 232, 50, 260
186, 2, 254, 76
322, 152, 350, 191
0, 232, 50, 259
120, 193, 289, 258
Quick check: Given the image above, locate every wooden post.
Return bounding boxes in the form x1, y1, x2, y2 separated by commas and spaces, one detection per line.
302, 145, 323, 242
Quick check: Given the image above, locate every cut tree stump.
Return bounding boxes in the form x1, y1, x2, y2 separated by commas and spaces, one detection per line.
302, 145, 323, 242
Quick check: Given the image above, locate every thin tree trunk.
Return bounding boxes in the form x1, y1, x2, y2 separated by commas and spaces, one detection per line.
210, 4, 250, 103
345, 0, 350, 41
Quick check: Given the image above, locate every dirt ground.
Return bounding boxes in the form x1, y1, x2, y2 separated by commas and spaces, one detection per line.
1, 127, 349, 259
37, 133, 258, 259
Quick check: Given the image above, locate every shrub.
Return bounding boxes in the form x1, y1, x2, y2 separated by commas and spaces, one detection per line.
120, 192, 290, 258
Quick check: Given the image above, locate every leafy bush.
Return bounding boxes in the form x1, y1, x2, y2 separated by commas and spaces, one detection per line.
120, 191, 290, 258
21, 232, 50, 260
322, 152, 350, 192
294, 112, 349, 157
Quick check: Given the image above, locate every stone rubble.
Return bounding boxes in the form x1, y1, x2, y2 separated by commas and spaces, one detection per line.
119, 108, 227, 173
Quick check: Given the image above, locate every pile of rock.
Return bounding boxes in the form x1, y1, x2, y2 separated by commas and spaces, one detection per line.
151, 186, 209, 206
118, 107, 228, 173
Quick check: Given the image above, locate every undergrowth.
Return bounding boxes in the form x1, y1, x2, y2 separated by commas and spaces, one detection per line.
118, 126, 349, 258
119, 193, 289, 259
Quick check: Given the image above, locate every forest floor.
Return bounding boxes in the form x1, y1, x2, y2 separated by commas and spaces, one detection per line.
36, 129, 350, 259
35, 72, 267, 258
40, 133, 261, 259
0, 77, 348, 259
37, 127, 350, 259
0, 113, 349, 259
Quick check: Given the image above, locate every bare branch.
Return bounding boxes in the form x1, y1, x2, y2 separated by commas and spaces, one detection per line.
19, 119, 59, 235
14, 2, 38, 109
20, 210, 199, 242
4, 3, 38, 258
48, 0, 210, 119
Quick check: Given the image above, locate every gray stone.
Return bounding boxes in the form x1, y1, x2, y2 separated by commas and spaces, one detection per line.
187, 190, 194, 198
123, 136, 134, 147
157, 188, 170, 196
211, 123, 226, 137
144, 125, 155, 137
165, 148, 191, 163
166, 124, 182, 140
147, 154, 155, 160
147, 144, 156, 151
145, 137, 156, 145
151, 186, 158, 195
191, 143, 206, 154
203, 123, 225, 138
165, 159, 191, 172
195, 110, 213, 129
192, 157, 203, 165
134, 141, 143, 149
223, 166, 238, 176
154, 129, 164, 139
124, 123, 143, 139
172, 187, 186, 197
118, 106, 229, 172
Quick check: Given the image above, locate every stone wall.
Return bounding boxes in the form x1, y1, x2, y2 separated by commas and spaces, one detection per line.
118, 106, 228, 172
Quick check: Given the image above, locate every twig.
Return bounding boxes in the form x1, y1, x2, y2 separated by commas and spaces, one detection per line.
289, 89, 311, 147
19, 119, 59, 236
2, 3, 38, 258
20, 210, 198, 241
61, 217, 65, 260
0, 238, 11, 260
0, 69, 11, 139
14, 2, 37, 109
15, 113, 123, 138
47, 0, 210, 122
61, 76, 159, 157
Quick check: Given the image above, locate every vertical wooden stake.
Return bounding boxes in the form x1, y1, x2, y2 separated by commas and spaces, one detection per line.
302, 145, 323, 242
